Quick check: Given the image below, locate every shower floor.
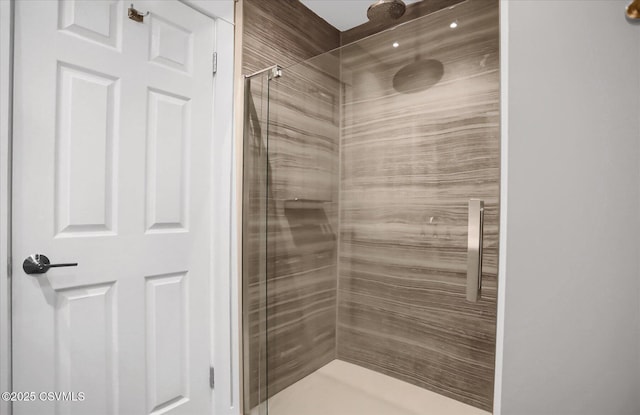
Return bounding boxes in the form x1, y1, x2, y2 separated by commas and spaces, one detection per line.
265, 360, 491, 415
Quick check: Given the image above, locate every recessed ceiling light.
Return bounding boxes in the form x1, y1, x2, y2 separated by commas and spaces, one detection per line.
450, 21, 458, 29
392, 42, 400, 48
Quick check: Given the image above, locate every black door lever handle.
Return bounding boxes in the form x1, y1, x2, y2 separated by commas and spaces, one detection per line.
23, 254, 78, 275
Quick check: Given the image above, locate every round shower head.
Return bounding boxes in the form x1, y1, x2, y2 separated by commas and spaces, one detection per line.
392, 59, 444, 94
367, 0, 407, 21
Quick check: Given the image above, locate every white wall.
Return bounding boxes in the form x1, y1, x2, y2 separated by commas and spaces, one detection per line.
498, 1, 640, 414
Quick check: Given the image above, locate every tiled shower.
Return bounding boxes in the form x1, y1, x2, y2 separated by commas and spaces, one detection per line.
242, 0, 500, 413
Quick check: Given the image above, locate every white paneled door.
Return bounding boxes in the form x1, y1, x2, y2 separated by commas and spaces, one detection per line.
12, 1, 215, 414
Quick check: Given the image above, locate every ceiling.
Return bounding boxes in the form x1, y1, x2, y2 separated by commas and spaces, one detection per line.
299, 0, 422, 31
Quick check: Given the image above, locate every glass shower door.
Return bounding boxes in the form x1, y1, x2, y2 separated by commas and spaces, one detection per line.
335, 2, 500, 408
244, 1, 500, 414
242, 68, 273, 415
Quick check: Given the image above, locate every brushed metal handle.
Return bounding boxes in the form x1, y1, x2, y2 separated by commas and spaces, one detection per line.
23, 254, 78, 275
466, 199, 484, 302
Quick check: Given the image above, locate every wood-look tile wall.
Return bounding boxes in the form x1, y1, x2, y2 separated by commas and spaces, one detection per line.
241, 0, 341, 407
243, 0, 500, 411
336, 0, 500, 411
340, 0, 465, 45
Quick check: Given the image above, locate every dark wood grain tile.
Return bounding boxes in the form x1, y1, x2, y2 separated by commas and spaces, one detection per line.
341, 0, 466, 45
242, 0, 341, 407
243, 0, 341, 74
243, 0, 500, 412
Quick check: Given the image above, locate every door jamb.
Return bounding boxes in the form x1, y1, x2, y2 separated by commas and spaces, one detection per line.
492, 2, 509, 413
177, 1, 239, 414
0, 1, 14, 414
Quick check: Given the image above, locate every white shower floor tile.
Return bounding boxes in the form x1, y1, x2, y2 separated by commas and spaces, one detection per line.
263, 360, 491, 415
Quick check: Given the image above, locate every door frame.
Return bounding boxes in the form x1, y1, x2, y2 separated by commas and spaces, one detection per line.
0, 1, 14, 415
492, 1, 509, 413
0, 1, 238, 414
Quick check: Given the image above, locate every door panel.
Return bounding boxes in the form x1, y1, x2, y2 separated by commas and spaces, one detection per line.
12, 1, 215, 414
58, 0, 123, 50
55, 63, 119, 236
145, 272, 188, 413
54, 282, 118, 414
145, 88, 190, 232
149, 14, 194, 74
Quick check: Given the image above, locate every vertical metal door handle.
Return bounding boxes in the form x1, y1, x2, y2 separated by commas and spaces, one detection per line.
466, 199, 484, 302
